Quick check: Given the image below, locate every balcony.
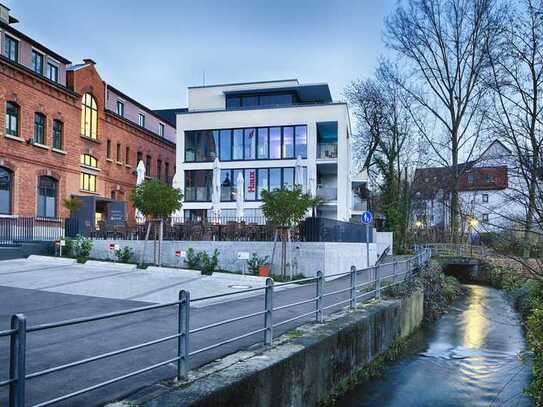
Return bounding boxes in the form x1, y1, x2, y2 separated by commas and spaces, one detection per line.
352, 195, 367, 211
317, 143, 337, 160
316, 185, 337, 201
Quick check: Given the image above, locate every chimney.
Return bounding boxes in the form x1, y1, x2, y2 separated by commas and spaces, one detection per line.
83, 58, 96, 65
0, 3, 18, 24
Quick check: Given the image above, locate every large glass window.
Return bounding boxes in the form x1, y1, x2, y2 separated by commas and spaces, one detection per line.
32, 50, 44, 74
146, 155, 152, 176
317, 121, 338, 159
269, 127, 282, 159
47, 63, 59, 82
4, 35, 18, 62
282, 127, 294, 158
80, 173, 96, 192
220, 169, 234, 201
116, 101, 124, 116
52, 120, 63, 149
5, 102, 19, 137
232, 129, 243, 160
185, 170, 212, 202
295, 125, 307, 158
257, 128, 268, 159
219, 130, 232, 161
34, 113, 45, 145
245, 168, 256, 200
0, 167, 12, 214
37, 176, 57, 218
138, 113, 145, 127
81, 154, 98, 168
244, 128, 256, 160
283, 168, 294, 190
81, 93, 98, 139
257, 168, 268, 199
226, 93, 297, 110
269, 168, 281, 192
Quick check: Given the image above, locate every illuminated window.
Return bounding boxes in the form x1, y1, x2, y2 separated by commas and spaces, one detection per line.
80, 154, 98, 168
80, 173, 97, 192
81, 93, 98, 139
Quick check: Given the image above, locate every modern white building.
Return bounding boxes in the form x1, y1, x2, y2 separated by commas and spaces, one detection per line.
175, 79, 359, 221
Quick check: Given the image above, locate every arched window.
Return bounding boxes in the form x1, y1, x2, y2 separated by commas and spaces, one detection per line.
81, 93, 97, 139
37, 176, 58, 218
80, 154, 98, 168
0, 167, 12, 214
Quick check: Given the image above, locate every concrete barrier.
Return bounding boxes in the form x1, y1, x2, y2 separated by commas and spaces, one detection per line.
116, 290, 424, 407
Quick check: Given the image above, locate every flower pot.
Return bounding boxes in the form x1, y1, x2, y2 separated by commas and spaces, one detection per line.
258, 265, 270, 277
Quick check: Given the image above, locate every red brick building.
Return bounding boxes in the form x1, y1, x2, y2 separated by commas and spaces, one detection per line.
0, 4, 176, 227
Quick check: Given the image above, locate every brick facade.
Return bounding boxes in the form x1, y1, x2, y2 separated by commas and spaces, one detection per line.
0, 56, 175, 222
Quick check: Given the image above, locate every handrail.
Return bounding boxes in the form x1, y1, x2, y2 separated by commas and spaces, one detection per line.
2, 248, 432, 407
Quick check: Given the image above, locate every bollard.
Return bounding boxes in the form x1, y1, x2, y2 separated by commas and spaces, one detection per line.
177, 290, 190, 381
375, 264, 381, 299
350, 266, 357, 309
264, 278, 274, 346
316, 271, 324, 323
9, 314, 26, 407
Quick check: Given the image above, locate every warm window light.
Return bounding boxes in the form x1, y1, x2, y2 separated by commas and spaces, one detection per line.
415, 220, 424, 228
468, 218, 479, 228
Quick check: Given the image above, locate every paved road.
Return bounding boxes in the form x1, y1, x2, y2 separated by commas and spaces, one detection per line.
0, 260, 404, 407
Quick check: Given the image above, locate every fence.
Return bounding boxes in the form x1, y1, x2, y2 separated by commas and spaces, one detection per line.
418, 243, 487, 258
300, 217, 373, 242
0, 248, 431, 407
0, 218, 64, 246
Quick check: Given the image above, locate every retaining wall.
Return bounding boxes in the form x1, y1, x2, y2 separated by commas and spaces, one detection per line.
117, 290, 424, 407
90, 240, 384, 277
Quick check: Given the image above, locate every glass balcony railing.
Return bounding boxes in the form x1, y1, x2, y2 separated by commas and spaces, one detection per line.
317, 143, 338, 159
352, 195, 367, 211
316, 185, 337, 201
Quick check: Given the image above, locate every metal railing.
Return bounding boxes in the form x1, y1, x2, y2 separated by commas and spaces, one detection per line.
0, 217, 64, 246
317, 142, 338, 159
417, 243, 487, 258
0, 248, 432, 407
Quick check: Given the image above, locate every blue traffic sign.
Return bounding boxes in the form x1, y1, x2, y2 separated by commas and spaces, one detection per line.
361, 211, 373, 225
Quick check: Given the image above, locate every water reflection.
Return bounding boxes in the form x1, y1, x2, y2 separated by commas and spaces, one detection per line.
335, 285, 532, 407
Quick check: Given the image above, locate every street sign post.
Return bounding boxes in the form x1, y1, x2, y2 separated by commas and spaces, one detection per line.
361, 211, 373, 268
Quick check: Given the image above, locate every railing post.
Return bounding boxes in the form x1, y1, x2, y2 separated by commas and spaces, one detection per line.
264, 278, 274, 346
316, 270, 323, 323
177, 290, 190, 381
9, 314, 26, 407
375, 265, 381, 300
350, 265, 356, 309
393, 260, 398, 284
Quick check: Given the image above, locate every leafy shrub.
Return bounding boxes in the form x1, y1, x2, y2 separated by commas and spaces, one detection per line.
184, 248, 220, 275
71, 234, 93, 263
247, 253, 270, 275
115, 246, 134, 263
185, 248, 202, 269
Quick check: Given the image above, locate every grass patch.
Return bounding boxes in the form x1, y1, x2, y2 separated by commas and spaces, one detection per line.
285, 329, 304, 340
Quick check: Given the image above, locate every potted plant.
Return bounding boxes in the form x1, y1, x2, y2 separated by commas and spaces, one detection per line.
248, 253, 271, 276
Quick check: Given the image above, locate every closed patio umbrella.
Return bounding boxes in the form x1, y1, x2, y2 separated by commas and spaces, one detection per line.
236, 171, 245, 220
135, 160, 146, 224
295, 155, 304, 191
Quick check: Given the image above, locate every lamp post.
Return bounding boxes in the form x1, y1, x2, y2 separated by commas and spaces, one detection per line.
415, 220, 424, 245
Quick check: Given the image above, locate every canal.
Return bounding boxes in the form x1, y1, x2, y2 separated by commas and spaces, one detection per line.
335, 285, 533, 406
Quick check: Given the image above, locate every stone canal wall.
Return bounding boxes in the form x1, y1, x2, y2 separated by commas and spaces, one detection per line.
117, 290, 424, 407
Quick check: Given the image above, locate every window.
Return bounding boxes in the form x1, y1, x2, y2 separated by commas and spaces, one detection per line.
485, 174, 496, 183
116, 101, 124, 117
467, 175, 475, 184
482, 194, 489, 203
283, 168, 294, 190
125, 146, 130, 165
185, 130, 218, 162
32, 50, 44, 74
0, 167, 12, 214
157, 160, 162, 180
220, 169, 234, 201
146, 155, 151, 176
244, 128, 256, 160
138, 113, 145, 127
185, 170, 212, 201
34, 113, 45, 145
482, 213, 489, 222
317, 121, 338, 159
219, 130, 232, 161
257, 168, 268, 199
137, 151, 143, 166
269, 127, 281, 159
165, 162, 169, 182
257, 128, 269, 159
295, 126, 307, 158
5, 101, 19, 137
80, 173, 96, 192
282, 127, 294, 158
106, 139, 111, 159
116, 143, 121, 162
4, 35, 18, 62
225, 93, 296, 110
52, 120, 63, 149
47, 63, 59, 83
269, 168, 281, 191
37, 176, 57, 218
81, 93, 98, 139
80, 154, 98, 168
232, 129, 243, 160
245, 168, 256, 200
159, 123, 165, 137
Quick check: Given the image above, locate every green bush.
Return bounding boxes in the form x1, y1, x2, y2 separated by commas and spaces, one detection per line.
71, 234, 93, 263
115, 246, 134, 263
247, 253, 270, 275
185, 248, 202, 269
184, 248, 220, 275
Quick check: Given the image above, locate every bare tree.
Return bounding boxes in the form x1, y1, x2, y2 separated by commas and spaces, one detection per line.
487, 0, 543, 257
384, 0, 504, 242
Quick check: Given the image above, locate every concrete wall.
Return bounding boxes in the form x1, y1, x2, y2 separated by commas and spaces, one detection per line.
90, 240, 383, 277
121, 290, 424, 407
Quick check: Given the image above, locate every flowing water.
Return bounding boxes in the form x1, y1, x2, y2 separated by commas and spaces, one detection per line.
335, 285, 533, 407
